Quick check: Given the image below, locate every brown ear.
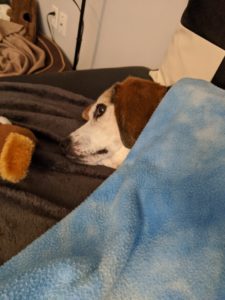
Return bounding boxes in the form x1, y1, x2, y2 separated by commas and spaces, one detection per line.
113, 77, 168, 148
82, 104, 93, 121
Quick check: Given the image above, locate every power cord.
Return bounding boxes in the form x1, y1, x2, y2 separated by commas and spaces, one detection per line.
72, 0, 81, 11
46, 1, 85, 69
47, 11, 56, 42
73, 0, 86, 69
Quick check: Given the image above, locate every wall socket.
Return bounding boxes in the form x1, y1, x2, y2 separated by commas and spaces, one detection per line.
58, 11, 68, 36
51, 5, 58, 29
50, 5, 67, 36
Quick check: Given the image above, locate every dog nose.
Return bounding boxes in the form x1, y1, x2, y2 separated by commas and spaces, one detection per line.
60, 137, 71, 154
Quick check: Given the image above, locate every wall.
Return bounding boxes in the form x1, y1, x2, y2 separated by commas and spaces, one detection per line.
37, 0, 104, 69
37, 0, 188, 70
92, 0, 188, 69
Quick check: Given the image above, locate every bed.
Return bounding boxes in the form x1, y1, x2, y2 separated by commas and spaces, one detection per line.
0, 75, 225, 299
0, 66, 150, 265
0, 0, 225, 298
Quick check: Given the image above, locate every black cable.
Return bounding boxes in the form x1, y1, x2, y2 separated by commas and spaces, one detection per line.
72, 0, 81, 11
73, 0, 86, 69
47, 11, 56, 42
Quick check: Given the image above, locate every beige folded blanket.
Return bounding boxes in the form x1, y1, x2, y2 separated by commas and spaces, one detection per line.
0, 19, 45, 76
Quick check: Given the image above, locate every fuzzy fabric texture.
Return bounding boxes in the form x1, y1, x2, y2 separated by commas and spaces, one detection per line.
0, 82, 113, 265
0, 79, 225, 299
0, 124, 37, 183
0, 19, 45, 76
0, 132, 35, 183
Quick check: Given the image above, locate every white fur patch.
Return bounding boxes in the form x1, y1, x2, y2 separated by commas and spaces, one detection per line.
0, 116, 11, 125
69, 88, 130, 169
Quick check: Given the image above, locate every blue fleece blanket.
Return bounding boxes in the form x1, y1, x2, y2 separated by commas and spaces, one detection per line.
0, 79, 225, 299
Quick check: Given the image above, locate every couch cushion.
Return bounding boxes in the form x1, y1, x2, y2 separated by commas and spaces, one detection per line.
150, 0, 225, 89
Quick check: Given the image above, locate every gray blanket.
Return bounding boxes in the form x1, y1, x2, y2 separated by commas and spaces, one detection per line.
0, 82, 113, 265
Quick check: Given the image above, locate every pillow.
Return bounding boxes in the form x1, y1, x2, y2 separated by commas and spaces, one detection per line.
150, 0, 225, 89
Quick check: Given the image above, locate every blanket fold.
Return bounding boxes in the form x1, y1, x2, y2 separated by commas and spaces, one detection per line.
0, 78, 225, 299
0, 19, 45, 76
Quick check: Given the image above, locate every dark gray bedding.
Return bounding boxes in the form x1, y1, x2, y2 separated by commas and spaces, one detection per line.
0, 82, 113, 265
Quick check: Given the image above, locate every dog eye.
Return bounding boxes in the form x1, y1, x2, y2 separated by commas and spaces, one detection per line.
94, 104, 107, 119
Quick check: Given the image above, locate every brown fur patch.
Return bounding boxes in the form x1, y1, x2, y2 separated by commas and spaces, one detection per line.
0, 133, 35, 183
113, 77, 168, 148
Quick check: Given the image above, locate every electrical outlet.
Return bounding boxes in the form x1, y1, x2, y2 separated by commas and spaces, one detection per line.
58, 11, 68, 36
51, 4, 58, 29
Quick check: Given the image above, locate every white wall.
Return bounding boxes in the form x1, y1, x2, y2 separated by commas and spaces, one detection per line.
37, 0, 188, 70
93, 0, 188, 69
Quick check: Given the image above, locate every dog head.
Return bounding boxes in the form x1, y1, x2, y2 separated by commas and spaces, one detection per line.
61, 77, 168, 168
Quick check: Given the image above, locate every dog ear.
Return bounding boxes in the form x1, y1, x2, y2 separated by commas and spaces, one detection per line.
82, 104, 93, 121
113, 77, 168, 148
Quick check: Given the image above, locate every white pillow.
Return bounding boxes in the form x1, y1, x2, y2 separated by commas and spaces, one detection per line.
150, 24, 225, 87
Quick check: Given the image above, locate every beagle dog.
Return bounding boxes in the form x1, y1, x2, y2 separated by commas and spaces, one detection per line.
61, 77, 168, 169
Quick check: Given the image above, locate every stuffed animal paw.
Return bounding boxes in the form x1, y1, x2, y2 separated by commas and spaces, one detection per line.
0, 117, 37, 183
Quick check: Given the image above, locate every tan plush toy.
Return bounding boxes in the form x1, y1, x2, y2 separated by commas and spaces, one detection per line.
0, 118, 37, 183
